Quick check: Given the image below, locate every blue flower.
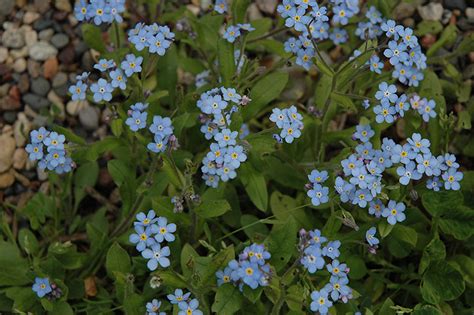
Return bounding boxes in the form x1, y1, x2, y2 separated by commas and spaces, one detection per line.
149, 116, 173, 137
397, 161, 422, 185
126, 110, 148, 132
307, 184, 329, 206
375, 82, 397, 103
224, 145, 247, 168
329, 28, 348, 44
220, 87, 242, 103
135, 209, 158, 227
421, 99, 436, 122
326, 275, 350, 301
384, 40, 408, 66
223, 25, 241, 43
442, 168, 463, 190
352, 189, 373, 208
216, 163, 237, 182
241, 243, 271, 265
30, 127, 49, 143
148, 33, 171, 55
147, 134, 169, 153
373, 102, 396, 123
178, 299, 203, 315
310, 289, 333, 314
94, 58, 115, 72
366, 227, 379, 246
407, 133, 431, 154
152, 217, 177, 243
285, 7, 310, 32
121, 54, 143, 77
322, 240, 341, 259
381, 20, 398, 38
32, 277, 52, 298
394, 94, 409, 117
309, 229, 327, 245
399, 27, 418, 48
26, 143, 43, 160
332, 5, 352, 25
214, 0, 228, 14
89, 1, 111, 25
214, 129, 238, 147
237, 261, 262, 289
280, 122, 302, 143
382, 200, 406, 225
43, 132, 66, 152
69, 81, 87, 101
369, 55, 383, 74
353, 124, 374, 143
216, 266, 234, 286
308, 169, 329, 183
146, 299, 165, 315
426, 177, 441, 191
368, 199, 383, 217
301, 245, 325, 273
90, 78, 113, 102
74, 0, 88, 21
129, 225, 155, 252
167, 288, 191, 304
277, 0, 295, 18
110, 69, 127, 90
326, 260, 348, 278
141, 244, 171, 271
415, 153, 440, 176
391, 143, 416, 164
45, 150, 67, 170
203, 174, 219, 188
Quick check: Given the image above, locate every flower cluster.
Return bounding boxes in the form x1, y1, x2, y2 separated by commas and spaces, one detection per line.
128, 23, 175, 55
306, 169, 329, 206
335, 124, 463, 225
26, 128, 74, 174
32, 277, 62, 300
372, 83, 436, 123
125, 102, 177, 154
216, 243, 272, 290
198, 87, 249, 187
269, 106, 304, 144
74, 0, 125, 25
129, 210, 176, 271
223, 23, 255, 43
145, 289, 203, 315
298, 229, 353, 314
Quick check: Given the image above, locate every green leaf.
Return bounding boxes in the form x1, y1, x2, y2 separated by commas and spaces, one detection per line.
243, 71, 289, 120
412, 304, 443, 315
346, 256, 367, 280
110, 118, 123, 137
107, 159, 134, 187
437, 206, 474, 240
231, 0, 250, 24
419, 236, 446, 274
18, 228, 39, 256
218, 38, 235, 86
421, 190, 463, 216
50, 301, 74, 315
378, 298, 396, 315
106, 242, 132, 279
265, 216, 297, 271
74, 161, 99, 209
0, 241, 30, 286
239, 163, 268, 212
52, 125, 86, 145
377, 220, 394, 238
81, 24, 106, 54
195, 199, 231, 218
212, 284, 243, 315
421, 261, 465, 304
123, 293, 144, 315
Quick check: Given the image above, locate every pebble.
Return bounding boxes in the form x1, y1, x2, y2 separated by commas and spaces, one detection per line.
1, 28, 25, 48
79, 105, 100, 131
51, 33, 69, 49
31, 76, 51, 96
393, 2, 416, 20
37, 167, 48, 181
23, 11, 40, 24
29, 41, 58, 61
34, 0, 50, 14
52, 72, 67, 88
9, 46, 28, 59
55, 0, 72, 12
13, 112, 32, 147
256, 0, 277, 14
18, 73, 29, 93
47, 90, 65, 119
24, 29, 38, 47
13, 148, 27, 170
38, 28, 54, 41
22, 93, 49, 111
0, 169, 15, 189
12, 58, 26, 72
0, 95, 20, 111
27, 59, 41, 77
58, 45, 75, 64
443, 0, 466, 10
0, 47, 8, 63
418, 3, 444, 21
33, 18, 53, 31
0, 133, 16, 173
66, 99, 88, 116
3, 111, 17, 124
0, 84, 9, 97
0, 0, 15, 17
43, 57, 58, 79
467, 8, 474, 21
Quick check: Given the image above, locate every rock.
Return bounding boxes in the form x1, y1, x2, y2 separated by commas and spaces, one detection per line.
31, 77, 51, 96
23, 29, 38, 47
12, 58, 26, 73
18, 73, 29, 93
443, 0, 466, 10
27, 59, 41, 77
467, 8, 474, 21
23, 11, 40, 24
0, 83, 9, 97
12, 148, 27, 170
256, 0, 277, 14
47, 90, 65, 119
66, 99, 87, 116
0, 47, 8, 63
58, 45, 75, 64
33, 18, 53, 31
28, 41, 58, 61
393, 2, 416, 20
34, 0, 51, 14
0, 133, 15, 173
51, 33, 69, 49
9, 46, 28, 59
248, 3, 264, 21
13, 112, 32, 147
43, 57, 58, 79
22, 93, 50, 111
37, 167, 48, 181
52, 72, 67, 88
55, 0, 72, 12
1, 28, 25, 49
0, 0, 15, 18
0, 169, 15, 189
0, 96, 20, 111
79, 105, 100, 131
3, 111, 16, 124
418, 3, 444, 21
38, 28, 54, 41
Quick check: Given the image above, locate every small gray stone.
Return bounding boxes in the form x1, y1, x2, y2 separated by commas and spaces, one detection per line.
443, 0, 466, 10
27, 59, 41, 78
12, 58, 27, 73
1, 28, 25, 48
393, 2, 416, 20
22, 93, 50, 111
256, 0, 277, 14
33, 18, 53, 31
54, 0, 72, 12
3, 111, 17, 124
54, 84, 68, 98
52, 72, 67, 88
29, 41, 58, 61
34, 0, 51, 14
79, 105, 100, 131
31, 77, 51, 96
466, 8, 474, 21
50, 33, 69, 49
418, 3, 444, 21
38, 28, 54, 41
23, 11, 40, 24
0, 47, 8, 63
0, 0, 15, 17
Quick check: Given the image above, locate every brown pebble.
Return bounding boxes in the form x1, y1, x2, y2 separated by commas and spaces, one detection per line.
43, 57, 58, 79
58, 44, 75, 65
421, 34, 436, 49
